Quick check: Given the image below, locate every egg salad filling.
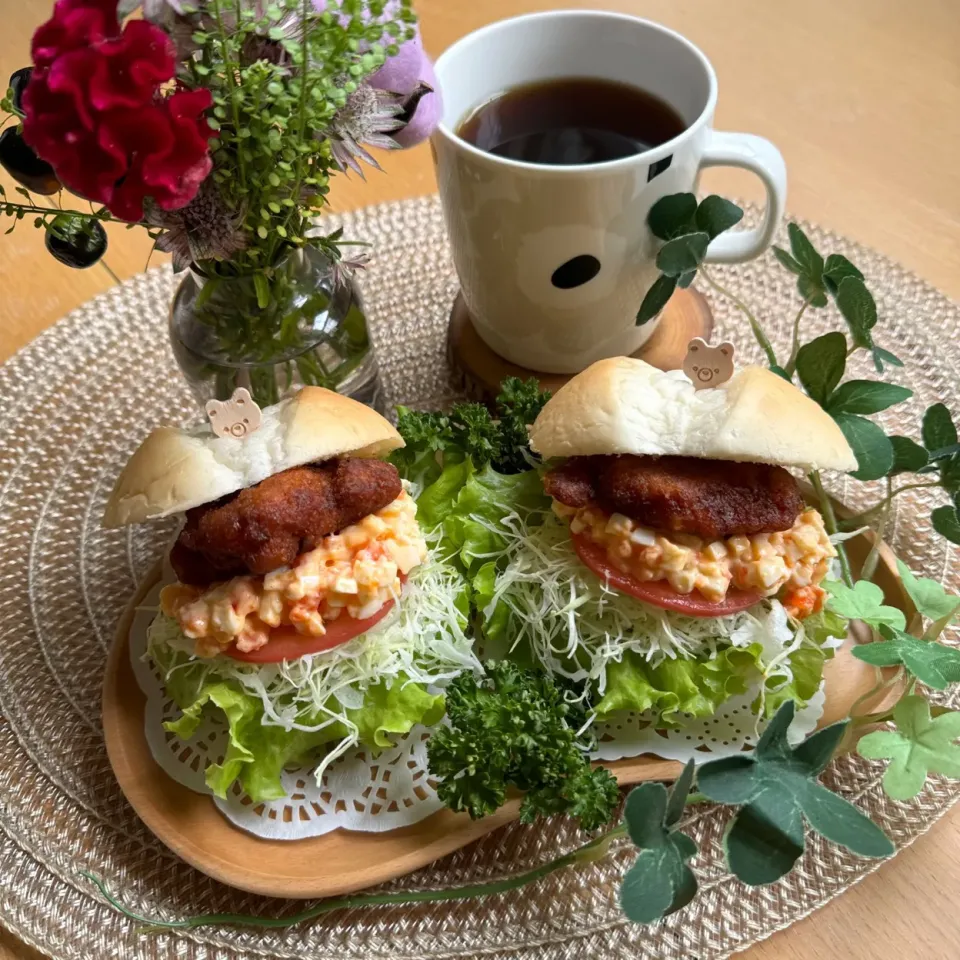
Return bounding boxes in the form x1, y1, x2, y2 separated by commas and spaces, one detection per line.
555, 501, 836, 619
161, 490, 428, 657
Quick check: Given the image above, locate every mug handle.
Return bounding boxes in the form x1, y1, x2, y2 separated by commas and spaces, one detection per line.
700, 131, 787, 264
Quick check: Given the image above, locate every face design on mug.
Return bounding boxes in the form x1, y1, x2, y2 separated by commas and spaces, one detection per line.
683, 338, 735, 389
206, 388, 262, 438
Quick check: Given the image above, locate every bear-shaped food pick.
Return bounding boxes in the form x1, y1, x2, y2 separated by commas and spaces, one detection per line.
205, 388, 262, 439
682, 338, 736, 390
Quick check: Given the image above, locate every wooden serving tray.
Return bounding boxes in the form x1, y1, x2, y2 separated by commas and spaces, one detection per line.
102, 533, 908, 898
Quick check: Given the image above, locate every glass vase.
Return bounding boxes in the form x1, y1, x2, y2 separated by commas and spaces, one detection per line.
169, 246, 383, 411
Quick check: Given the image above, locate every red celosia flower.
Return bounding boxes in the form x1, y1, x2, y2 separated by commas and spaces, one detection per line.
31, 0, 121, 68
22, 0, 215, 222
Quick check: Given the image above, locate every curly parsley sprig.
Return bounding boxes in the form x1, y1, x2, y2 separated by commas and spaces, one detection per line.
427, 661, 619, 831
392, 376, 551, 478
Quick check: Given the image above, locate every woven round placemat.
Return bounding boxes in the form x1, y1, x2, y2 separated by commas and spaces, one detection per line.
0, 195, 958, 960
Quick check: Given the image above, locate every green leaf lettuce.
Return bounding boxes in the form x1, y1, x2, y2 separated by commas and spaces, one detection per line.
164, 666, 444, 802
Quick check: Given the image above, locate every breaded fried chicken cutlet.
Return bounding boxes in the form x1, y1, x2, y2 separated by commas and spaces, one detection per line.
544, 454, 804, 540
171, 458, 403, 586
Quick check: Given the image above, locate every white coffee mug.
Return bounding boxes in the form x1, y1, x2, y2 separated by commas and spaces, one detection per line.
432, 11, 787, 374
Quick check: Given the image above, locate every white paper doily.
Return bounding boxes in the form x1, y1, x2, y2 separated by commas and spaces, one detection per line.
592, 685, 825, 763
133, 579, 827, 841
129, 584, 444, 840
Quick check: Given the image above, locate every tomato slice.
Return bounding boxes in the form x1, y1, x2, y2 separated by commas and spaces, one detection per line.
571, 532, 764, 617
223, 598, 396, 664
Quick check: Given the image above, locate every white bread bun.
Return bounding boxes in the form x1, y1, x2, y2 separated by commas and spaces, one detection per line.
528, 357, 857, 472
103, 387, 403, 528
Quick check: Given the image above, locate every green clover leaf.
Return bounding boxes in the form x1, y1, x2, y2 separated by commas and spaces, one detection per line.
932, 505, 960, 546
921, 404, 960, 493
698, 702, 894, 886
636, 274, 677, 326
888, 436, 929, 476
922, 403, 957, 453
619, 760, 698, 923
832, 413, 895, 481
872, 346, 904, 372
824, 579, 907, 631
835, 276, 878, 351
826, 381, 912, 417
859, 696, 960, 801
647, 193, 698, 241
895, 559, 960, 623
695, 195, 743, 240
852, 625, 960, 690
773, 223, 828, 306
656, 232, 710, 277
822, 253, 864, 295
795, 331, 847, 405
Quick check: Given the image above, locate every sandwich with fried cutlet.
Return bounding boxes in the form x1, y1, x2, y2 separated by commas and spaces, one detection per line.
104, 387, 477, 802
472, 356, 858, 728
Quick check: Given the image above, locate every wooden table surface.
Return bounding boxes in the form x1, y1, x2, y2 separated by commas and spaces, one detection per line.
0, 1, 957, 958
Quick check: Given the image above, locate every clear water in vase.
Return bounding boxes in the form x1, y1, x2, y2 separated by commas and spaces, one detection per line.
170, 245, 384, 412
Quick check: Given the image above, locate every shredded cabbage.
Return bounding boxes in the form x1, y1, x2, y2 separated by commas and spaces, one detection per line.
148, 551, 479, 798
472, 507, 838, 722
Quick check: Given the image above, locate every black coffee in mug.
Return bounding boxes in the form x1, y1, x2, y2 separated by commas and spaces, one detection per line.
457, 77, 686, 165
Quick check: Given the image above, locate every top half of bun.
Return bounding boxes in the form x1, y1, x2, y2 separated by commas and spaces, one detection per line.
103, 387, 403, 528
528, 357, 857, 472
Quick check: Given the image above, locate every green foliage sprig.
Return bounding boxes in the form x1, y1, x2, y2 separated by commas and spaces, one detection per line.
426, 661, 619, 830
185, 0, 414, 276
393, 376, 551, 477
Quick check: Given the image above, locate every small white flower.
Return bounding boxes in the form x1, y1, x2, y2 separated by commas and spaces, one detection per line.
326, 82, 406, 177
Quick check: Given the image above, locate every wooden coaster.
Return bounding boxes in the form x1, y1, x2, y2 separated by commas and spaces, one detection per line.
448, 288, 714, 400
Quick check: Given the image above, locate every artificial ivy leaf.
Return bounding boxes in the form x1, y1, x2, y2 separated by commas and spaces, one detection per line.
823, 579, 906, 630
620, 780, 699, 923
787, 223, 824, 282
835, 276, 878, 350
636, 274, 677, 326
922, 403, 958, 453
656, 232, 710, 277
895, 559, 960, 622
699, 701, 892, 886
799, 780, 893, 856
859, 695, 960, 801
798, 274, 829, 308
772, 245, 803, 275
822, 253, 864, 295
624, 781, 669, 849
676, 269, 697, 289
853, 625, 960, 690
647, 193, 698, 241
769, 364, 792, 382
888, 436, 929, 476
619, 845, 680, 922
792, 720, 848, 774
665, 758, 697, 826
695, 195, 744, 240
724, 783, 805, 885
833, 413, 895, 481
795, 331, 847, 405
872, 346, 904, 372
826, 380, 912, 416
932, 505, 960, 546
